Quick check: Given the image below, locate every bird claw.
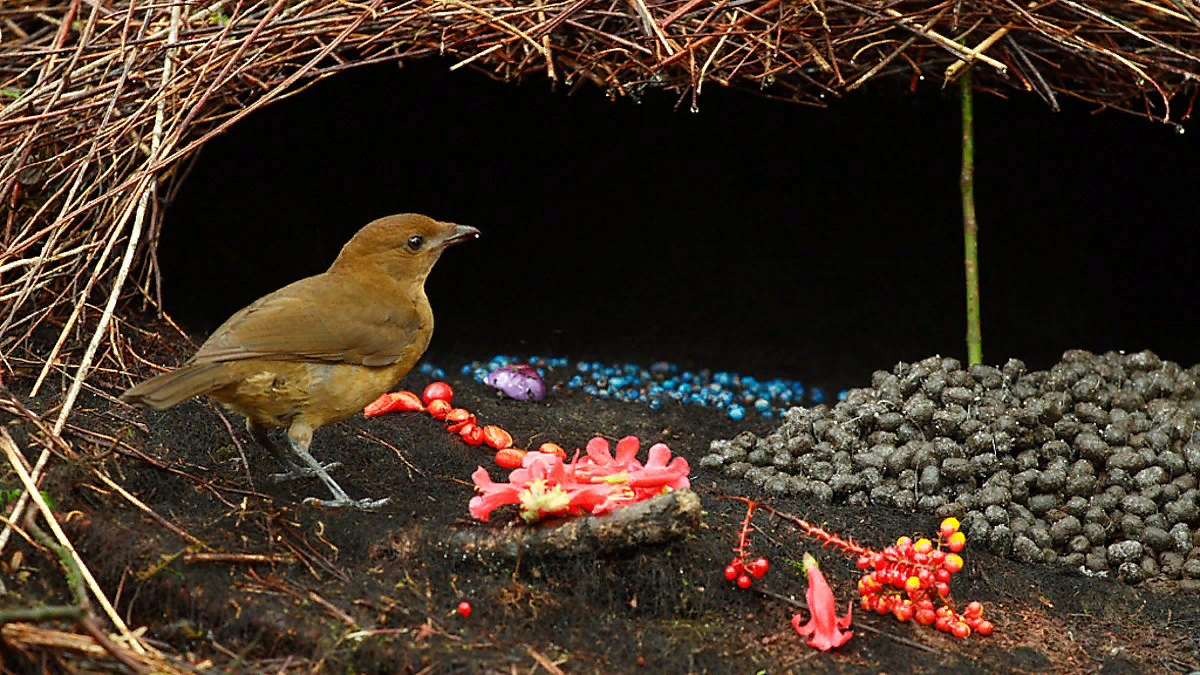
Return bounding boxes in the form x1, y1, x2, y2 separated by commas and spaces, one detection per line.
302, 496, 391, 510
270, 462, 343, 483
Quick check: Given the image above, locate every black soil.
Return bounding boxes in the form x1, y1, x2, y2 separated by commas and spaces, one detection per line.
3, 324, 1199, 674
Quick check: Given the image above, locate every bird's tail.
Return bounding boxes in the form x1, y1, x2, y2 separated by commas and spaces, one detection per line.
120, 363, 231, 410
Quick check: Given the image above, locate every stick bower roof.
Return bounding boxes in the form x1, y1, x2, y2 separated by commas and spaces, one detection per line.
1, 0, 1198, 419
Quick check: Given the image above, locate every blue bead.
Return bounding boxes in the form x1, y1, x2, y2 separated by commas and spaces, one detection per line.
689, 393, 706, 406
650, 398, 663, 411
584, 384, 599, 395
609, 376, 625, 389
761, 411, 774, 418
678, 383, 693, 395
812, 388, 826, 403
432, 368, 445, 378
460, 364, 472, 375
568, 375, 584, 388
728, 405, 745, 420
474, 368, 488, 381
537, 368, 546, 377
576, 361, 590, 373
754, 398, 770, 412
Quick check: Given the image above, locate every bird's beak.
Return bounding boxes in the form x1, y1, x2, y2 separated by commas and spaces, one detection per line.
443, 224, 480, 247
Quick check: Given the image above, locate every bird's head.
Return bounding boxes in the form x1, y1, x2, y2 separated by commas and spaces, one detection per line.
330, 213, 480, 283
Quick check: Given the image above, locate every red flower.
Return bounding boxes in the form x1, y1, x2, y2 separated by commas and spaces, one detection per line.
793, 553, 853, 651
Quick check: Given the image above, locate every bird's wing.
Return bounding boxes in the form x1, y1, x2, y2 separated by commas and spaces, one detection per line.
189, 274, 429, 368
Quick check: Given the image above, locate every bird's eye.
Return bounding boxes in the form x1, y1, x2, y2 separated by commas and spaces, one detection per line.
406, 235, 424, 251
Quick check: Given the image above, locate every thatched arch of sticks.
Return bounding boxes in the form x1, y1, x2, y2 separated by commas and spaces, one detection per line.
2, 0, 1198, 427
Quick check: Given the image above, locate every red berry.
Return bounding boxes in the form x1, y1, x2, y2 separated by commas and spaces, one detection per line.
935, 616, 952, 632
460, 423, 484, 445
494, 448, 526, 469
728, 559, 744, 575
952, 622, 971, 638
943, 553, 964, 573
427, 398, 452, 420
966, 601, 983, 617
724, 565, 738, 581
893, 603, 914, 622
457, 601, 472, 618
856, 556, 871, 569
947, 531, 967, 552
935, 568, 952, 583
747, 557, 769, 579
915, 608, 937, 625
482, 425, 513, 450
975, 620, 994, 636
423, 381, 454, 406
736, 574, 752, 589
940, 517, 961, 536
935, 582, 951, 597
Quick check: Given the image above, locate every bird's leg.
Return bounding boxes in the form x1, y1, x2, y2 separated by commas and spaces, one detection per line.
246, 420, 342, 482
286, 423, 390, 510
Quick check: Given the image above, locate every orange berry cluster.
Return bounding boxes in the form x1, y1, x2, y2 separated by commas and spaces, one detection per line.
855, 518, 993, 638
365, 382, 568, 469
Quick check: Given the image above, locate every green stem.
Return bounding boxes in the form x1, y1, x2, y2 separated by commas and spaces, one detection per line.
960, 69, 982, 366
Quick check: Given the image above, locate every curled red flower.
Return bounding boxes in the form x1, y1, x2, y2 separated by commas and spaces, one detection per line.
793, 553, 853, 651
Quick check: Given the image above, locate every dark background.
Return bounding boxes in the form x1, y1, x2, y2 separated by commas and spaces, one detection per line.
161, 60, 1199, 391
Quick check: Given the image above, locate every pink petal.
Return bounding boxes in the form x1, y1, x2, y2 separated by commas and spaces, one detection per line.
613, 436, 641, 467
468, 467, 523, 521
584, 437, 613, 465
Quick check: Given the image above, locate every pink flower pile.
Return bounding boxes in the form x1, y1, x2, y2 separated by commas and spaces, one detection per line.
469, 436, 691, 523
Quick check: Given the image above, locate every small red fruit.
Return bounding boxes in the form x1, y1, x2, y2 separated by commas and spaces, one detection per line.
893, 603, 914, 622
965, 601, 983, 617
460, 423, 484, 445
423, 381, 454, 406
427, 398, 452, 420
915, 608, 937, 625
943, 553, 964, 573
975, 620, 994, 636
495, 448, 527, 469
940, 517, 961, 538
951, 621, 971, 638
457, 601, 471, 618
482, 425, 513, 450
364, 391, 424, 417
736, 574, 752, 589
947, 531, 967, 552
724, 565, 739, 581
538, 442, 567, 461
856, 556, 871, 569
747, 557, 769, 579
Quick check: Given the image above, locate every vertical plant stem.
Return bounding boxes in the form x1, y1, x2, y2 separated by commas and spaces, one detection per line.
960, 69, 982, 366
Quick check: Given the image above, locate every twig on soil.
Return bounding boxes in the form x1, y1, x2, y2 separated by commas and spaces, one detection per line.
183, 551, 297, 565
355, 428, 425, 479
525, 645, 568, 674
90, 468, 210, 550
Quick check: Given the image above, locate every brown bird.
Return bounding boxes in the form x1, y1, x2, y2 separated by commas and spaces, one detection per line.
122, 213, 479, 509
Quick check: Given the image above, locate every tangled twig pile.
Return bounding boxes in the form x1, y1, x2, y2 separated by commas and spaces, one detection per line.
1, 0, 1199, 423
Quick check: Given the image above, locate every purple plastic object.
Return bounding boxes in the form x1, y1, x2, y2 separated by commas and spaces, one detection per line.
484, 365, 546, 401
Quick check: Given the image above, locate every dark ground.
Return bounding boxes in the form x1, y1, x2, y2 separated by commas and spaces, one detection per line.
3, 323, 1200, 673
4, 59, 1200, 673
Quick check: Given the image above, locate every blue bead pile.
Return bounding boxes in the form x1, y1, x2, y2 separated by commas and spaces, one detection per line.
428, 355, 848, 420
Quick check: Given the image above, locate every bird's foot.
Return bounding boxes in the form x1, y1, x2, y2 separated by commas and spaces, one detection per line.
302, 495, 391, 510
271, 462, 343, 483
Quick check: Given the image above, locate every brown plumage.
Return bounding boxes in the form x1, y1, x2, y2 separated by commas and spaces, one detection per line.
122, 213, 479, 509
